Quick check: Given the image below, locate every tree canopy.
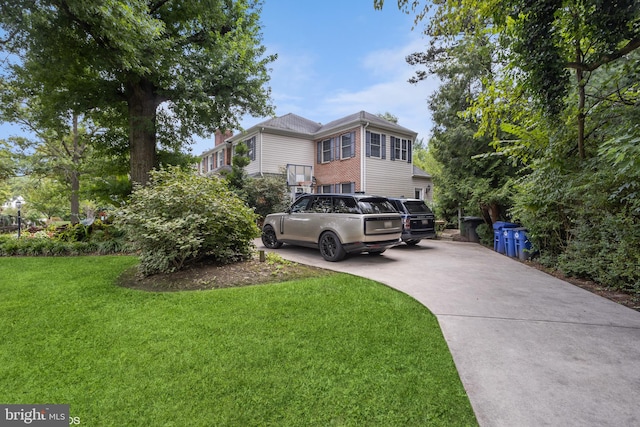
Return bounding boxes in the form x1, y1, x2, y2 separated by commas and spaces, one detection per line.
0, 0, 276, 184
377, 0, 640, 292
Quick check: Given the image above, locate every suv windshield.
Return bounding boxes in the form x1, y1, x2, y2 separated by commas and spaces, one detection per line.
357, 198, 397, 214
403, 201, 433, 214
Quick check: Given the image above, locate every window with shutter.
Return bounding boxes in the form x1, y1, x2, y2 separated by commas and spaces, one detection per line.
340, 132, 355, 159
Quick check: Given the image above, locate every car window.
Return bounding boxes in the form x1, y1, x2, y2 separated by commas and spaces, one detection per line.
310, 196, 332, 213
357, 198, 397, 214
402, 201, 433, 214
389, 200, 402, 212
333, 197, 360, 214
290, 197, 312, 213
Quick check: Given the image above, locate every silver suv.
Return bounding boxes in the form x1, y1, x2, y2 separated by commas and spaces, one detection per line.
261, 194, 402, 261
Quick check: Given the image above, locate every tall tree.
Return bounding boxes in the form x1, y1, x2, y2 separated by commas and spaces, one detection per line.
377, 0, 640, 160
0, 141, 16, 204
0, 0, 275, 184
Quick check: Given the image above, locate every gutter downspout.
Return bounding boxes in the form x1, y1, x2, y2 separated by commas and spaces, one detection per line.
361, 122, 369, 193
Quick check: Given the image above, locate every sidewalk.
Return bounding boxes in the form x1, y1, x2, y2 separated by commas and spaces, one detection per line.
258, 238, 640, 426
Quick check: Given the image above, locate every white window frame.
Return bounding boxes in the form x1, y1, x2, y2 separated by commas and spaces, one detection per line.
321, 139, 332, 163
340, 133, 352, 159
217, 149, 225, 168
369, 132, 381, 159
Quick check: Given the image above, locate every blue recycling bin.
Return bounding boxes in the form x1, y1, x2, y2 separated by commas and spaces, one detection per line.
514, 228, 532, 260
493, 222, 518, 254
503, 228, 517, 257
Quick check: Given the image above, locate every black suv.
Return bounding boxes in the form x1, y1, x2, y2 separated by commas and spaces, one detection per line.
386, 198, 436, 245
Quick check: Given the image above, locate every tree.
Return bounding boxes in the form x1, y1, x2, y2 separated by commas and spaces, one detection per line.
225, 141, 251, 193
0, 141, 16, 204
14, 114, 95, 224
0, 0, 275, 184
22, 178, 68, 222
376, 0, 640, 160
377, 112, 399, 124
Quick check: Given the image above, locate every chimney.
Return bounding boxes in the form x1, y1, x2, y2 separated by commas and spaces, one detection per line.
215, 130, 234, 147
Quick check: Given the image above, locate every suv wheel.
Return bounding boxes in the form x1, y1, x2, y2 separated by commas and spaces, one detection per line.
262, 225, 283, 249
318, 231, 346, 262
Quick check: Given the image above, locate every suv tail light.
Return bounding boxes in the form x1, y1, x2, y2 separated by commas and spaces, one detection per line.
404, 218, 411, 229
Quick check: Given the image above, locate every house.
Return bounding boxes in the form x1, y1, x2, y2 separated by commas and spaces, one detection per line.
197, 111, 433, 201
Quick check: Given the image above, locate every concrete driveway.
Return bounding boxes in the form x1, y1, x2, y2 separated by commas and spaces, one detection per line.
256, 238, 640, 427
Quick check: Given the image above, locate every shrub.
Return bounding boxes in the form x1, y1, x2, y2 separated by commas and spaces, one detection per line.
117, 166, 260, 276
243, 175, 290, 220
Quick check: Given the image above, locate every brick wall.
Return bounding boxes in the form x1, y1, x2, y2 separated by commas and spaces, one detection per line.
314, 127, 362, 191
214, 130, 233, 147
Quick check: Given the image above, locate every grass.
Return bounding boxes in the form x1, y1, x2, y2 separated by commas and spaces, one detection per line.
0, 256, 477, 426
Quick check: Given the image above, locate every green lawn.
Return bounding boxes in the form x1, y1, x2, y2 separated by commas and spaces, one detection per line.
0, 256, 477, 426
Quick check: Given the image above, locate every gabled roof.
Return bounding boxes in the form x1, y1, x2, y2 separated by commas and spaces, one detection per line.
229, 110, 418, 142
254, 113, 323, 134
412, 165, 432, 179
317, 111, 416, 137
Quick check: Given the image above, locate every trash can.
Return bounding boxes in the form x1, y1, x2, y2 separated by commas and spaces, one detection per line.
514, 228, 532, 260
503, 228, 517, 257
461, 216, 484, 243
493, 222, 518, 254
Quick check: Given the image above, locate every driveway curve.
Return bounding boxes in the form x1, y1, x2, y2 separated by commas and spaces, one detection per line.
256, 238, 640, 427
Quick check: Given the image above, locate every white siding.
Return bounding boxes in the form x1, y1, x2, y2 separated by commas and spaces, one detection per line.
412, 177, 433, 202
246, 132, 315, 176
365, 157, 414, 197
363, 127, 416, 197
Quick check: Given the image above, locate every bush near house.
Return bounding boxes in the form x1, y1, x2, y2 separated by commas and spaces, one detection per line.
117, 166, 260, 276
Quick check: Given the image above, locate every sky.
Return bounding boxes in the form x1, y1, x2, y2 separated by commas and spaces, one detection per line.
209, 0, 440, 155
0, 0, 439, 155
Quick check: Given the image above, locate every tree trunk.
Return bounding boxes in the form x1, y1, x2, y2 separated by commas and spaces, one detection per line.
70, 171, 80, 224
70, 114, 80, 224
575, 48, 586, 160
127, 79, 158, 185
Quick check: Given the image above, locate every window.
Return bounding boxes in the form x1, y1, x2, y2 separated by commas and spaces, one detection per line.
340, 132, 355, 159
286, 164, 313, 186
333, 197, 359, 214
369, 133, 381, 158
217, 149, 225, 168
311, 196, 332, 213
244, 136, 256, 161
414, 188, 423, 199
318, 139, 332, 163
290, 196, 312, 213
366, 131, 386, 159
208, 155, 214, 171
391, 137, 412, 162
338, 182, 355, 194
319, 184, 333, 194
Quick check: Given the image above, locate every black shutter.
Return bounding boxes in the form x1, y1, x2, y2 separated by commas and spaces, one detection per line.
251, 137, 256, 161
390, 137, 396, 161
381, 134, 386, 159
365, 131, 371, 157
407, 140, 412, 163
350, 132, 356, 158
317, 141, 322, 164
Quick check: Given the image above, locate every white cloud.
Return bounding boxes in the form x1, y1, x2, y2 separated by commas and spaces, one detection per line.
194, 34, 441, 154
321, 36, 439, 141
